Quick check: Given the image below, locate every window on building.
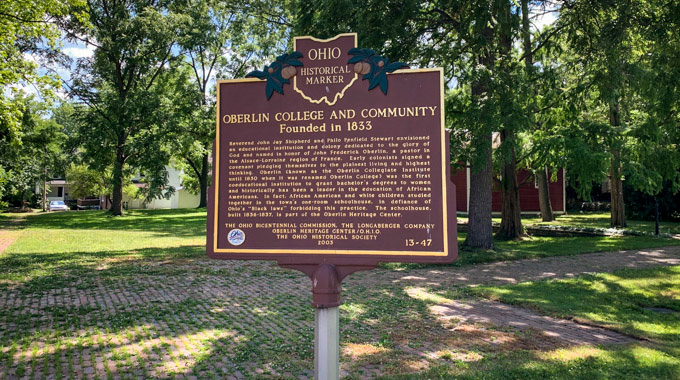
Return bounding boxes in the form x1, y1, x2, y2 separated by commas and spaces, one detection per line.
57, 187, 63, 197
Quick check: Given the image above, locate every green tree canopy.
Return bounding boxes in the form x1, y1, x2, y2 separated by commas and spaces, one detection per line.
65, 0, 183, 215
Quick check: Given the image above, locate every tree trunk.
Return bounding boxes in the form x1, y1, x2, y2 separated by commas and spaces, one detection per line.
42, 167, 47, 212
198, 152, 209, 208
537, 167, 554, 221
609, 152, 626, 227
609, 99, 626, 227
497, 130, 524, 239
464, 24, 495, 250
111, 146, 125, 216
496, 1, 523, 240
465, 134, 494, 249
655, 197, 659, 235
522, 0, 554, 223
521, 0, 531, 67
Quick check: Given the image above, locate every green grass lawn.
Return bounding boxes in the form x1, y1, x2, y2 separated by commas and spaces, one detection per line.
0, 209, 206, 288
461, 232, 680, 264
459, 212, 680, 234
524, 213, 680, 234
379, 265, 680, 379
394, 264, 680, 379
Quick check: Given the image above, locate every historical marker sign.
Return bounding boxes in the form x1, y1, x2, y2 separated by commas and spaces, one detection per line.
207, 33, 457, 268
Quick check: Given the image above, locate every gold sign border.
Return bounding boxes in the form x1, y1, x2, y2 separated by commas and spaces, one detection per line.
214, 67, 449, 256
292, 33, 359, 106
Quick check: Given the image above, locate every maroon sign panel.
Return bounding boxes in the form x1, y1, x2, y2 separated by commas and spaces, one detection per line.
207, 33, 457, 265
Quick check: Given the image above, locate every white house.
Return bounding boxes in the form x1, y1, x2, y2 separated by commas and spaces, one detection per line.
123, 165, 200, 209
41, 164, 201, 210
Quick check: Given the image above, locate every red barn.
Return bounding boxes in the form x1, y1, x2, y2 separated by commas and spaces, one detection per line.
451, 166, 566, 215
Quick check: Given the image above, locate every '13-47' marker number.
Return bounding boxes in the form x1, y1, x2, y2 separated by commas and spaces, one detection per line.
405, 239, 432, 247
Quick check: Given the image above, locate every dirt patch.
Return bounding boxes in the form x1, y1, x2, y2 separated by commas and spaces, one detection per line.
0, 231, 19, 255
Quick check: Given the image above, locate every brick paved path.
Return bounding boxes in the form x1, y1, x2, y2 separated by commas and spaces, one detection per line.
347, 245, 680, 288
0, 242, 678, 379
0, 260, 316, 379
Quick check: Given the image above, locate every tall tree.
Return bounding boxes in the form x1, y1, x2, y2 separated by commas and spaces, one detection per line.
622, 0, 680, 212
171, 0, 286, 207
0, 97, 42, 207
65, 0, 181, 215
559, 0, 680, 227
542, 0, 680, 229
494, 0, 525, 240
560, 0, 636, 227
520, 0, 553, 222
1, 0, 85, 207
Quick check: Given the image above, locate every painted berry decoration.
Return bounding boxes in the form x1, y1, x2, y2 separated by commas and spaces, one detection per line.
353, 62, 370, 75
347, 48, 408, 94
281, 66, 297, 79
246, 51, 304, 99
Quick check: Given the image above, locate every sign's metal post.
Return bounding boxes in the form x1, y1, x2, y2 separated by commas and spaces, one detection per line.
310, 264, 341, 380
315, 306, 339, 380
278, 263, 377, 379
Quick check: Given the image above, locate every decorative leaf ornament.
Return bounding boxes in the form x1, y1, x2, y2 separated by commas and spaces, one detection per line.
246, 52, 304, 100
348, 48, 408, 95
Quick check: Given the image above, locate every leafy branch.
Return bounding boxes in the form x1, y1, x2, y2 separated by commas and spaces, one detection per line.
348, 48, 408, 94
246, 51, 303, 100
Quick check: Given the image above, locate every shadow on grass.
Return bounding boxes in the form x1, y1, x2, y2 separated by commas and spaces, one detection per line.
381, 344, 680, 379
21, 209, 207, 237
538, 213, 680, 235
472, 266, 680, 344
0, 213, 29, 231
